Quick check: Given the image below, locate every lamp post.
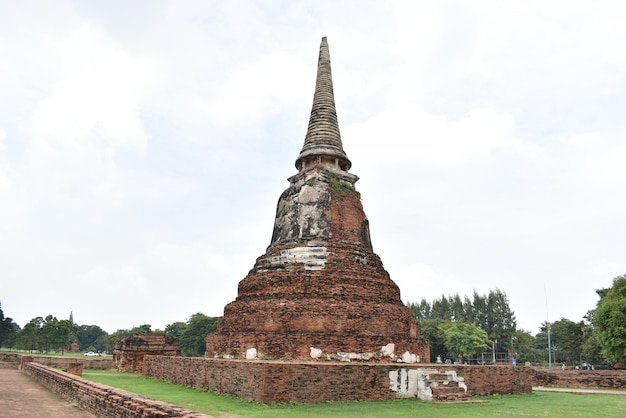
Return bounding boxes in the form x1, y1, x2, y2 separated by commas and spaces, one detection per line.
547, 323, 552, 369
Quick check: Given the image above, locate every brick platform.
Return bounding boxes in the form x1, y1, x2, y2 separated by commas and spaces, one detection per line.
533, 368, 626, 389
144, 356, 532, 404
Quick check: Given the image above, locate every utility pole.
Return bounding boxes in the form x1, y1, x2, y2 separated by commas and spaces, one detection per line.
548, 323, 552, 369
545, 283, 552, 369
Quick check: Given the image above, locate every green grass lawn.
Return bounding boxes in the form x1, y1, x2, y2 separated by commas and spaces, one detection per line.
83, 370, 626, 418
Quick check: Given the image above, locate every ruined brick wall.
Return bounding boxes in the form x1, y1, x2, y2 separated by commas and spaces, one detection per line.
533, 368, 626, 389
144, 356, 532, 404
16, 354, 112, 370
0, 353, 18, 368
113, 332, 181, 373
22, 362, 212, 418
448, 364, 533, 395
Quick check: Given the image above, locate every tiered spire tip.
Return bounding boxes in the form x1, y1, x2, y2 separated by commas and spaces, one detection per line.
296, 37, 351, 172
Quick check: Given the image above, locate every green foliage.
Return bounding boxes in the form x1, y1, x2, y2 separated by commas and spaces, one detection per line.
76, 325, 108, 352
443, 322, 490, 361
14, 315, 76, 353
328, 173, 358, 199
508, 329, 535, 364
409, 289, 517, 352
83, 370, 626, 418
165, 313, 218, 357
550, 318, 584, 364
419, 318, 451, 361
0, 302, 19, 349
103, 329, 132, 353
592, 274, 626, 364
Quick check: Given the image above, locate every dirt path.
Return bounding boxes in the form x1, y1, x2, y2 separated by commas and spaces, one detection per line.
0, 368, 96, 417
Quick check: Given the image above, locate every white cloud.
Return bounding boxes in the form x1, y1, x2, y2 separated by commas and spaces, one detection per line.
345, 104, 543, 168
152, 243, 231, 276
392, 261, 474, 303
30, 24, 159, 151
207, 51, 310, 126
83, 263, 148, 295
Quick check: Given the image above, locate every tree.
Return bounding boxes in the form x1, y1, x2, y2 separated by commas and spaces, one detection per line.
419, 318, 451, 362
0, 303, 19, 349
591, 274, 626, 364
485, 289, 517, 352
511, 329, 535, 364
450, 294, 465, 322
166, 313, 218, 357
39, 315, 76, 354
165, 321, 187, 345
408, 289, 517, 356
443, 322, 490, 362
17, 317, 44, 352
103, 329, 132, 353
550, 318, 584, 365
580, 311, 603, 366
76, 325, 108, 352
408, 299, 431, 321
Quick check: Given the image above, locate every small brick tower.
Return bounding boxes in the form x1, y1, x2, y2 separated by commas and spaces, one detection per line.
206, 37, 429, 362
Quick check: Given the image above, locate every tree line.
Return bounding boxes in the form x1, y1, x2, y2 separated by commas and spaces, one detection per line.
0, 304, 218, 358
408, 289, 517, 362
409, 274, 626, 367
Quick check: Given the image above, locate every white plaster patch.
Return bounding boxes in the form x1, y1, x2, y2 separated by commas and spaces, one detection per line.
246, 348, 257, 360
257, 243, 328, 271
310, 347, 322, 359
390, 368, 468, 401
381, 343, 395, 357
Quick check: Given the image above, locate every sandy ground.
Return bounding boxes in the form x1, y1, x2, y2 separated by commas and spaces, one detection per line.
0, 368, 96, 418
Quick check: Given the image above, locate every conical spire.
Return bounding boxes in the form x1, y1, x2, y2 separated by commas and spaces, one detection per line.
295, 37, 351, 172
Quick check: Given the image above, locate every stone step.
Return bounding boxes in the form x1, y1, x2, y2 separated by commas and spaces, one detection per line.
424, 369, 472, 403
431, 386, 473, 402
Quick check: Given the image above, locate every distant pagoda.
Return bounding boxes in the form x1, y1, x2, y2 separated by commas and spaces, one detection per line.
206, 37, 429, 362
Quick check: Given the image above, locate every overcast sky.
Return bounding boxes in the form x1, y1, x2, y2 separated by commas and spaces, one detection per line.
1, 1, 625, 335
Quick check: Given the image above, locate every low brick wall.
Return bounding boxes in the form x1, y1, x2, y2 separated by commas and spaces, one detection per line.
533, 368, 626, 389
17, 354, 112, 370
0, 353, 19, 361
0, 353, 19, 369
144, 356, 532, 403
22, 362, 213, 418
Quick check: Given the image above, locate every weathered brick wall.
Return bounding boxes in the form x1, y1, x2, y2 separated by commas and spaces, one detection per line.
113, 332, 181, 373
16, 354, 112, 370
0, 353, 19, 361
533, 368, 626, 389
448, 364, 533, 395
0, 353, 19, 368
144, 356, 532, 404
22, 362, 212, 418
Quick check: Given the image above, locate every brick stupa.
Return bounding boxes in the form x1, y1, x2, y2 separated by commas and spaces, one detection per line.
206, 37, 429, 362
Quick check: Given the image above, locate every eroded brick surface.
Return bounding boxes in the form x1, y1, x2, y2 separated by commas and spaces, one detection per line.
533, 368, 626, 389
144, 357, 532, 403
113, 332, 181, 373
